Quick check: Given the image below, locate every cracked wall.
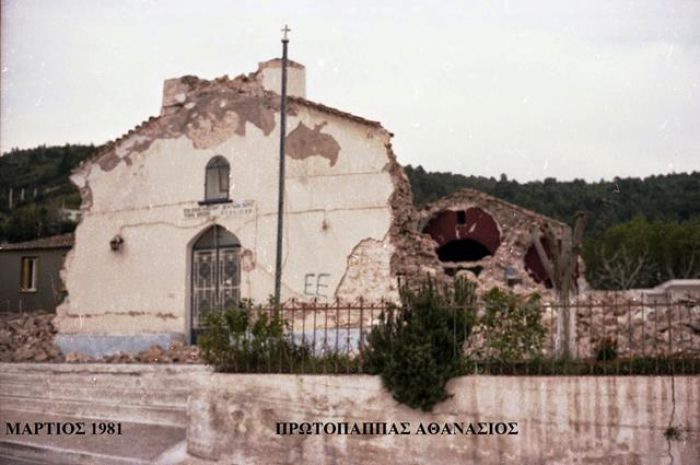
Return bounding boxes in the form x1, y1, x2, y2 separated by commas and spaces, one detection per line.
384, 144, 445, 284
56, 58, 580, 355
415, 188, 582, 297
56, 59, 403, 351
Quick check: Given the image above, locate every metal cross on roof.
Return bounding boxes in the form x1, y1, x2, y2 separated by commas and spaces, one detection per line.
281, 24, 291, 41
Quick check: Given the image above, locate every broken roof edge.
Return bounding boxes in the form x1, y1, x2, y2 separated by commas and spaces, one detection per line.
422, 187, 569, 228
0, 233, 74, 251
73, 114, 161, 175
288, 96, 383, 129
75, 78, 387, 176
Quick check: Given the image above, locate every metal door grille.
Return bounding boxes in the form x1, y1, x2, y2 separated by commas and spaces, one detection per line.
191, 226, 241, 342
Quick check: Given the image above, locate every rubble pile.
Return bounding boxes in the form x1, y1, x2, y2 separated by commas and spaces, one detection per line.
461, 290, 700, 361
0, 312, 63, 362
64, 341, 201, 364
575, 291, 700, 358
0, 312, 202, 363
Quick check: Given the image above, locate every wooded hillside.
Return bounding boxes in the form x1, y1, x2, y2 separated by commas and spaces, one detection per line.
0, 144, 94, 242
405, 165, 700, 235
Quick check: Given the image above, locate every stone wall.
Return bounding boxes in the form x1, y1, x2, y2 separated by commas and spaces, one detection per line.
187, 374, 699, 465
417, 188, 581, 297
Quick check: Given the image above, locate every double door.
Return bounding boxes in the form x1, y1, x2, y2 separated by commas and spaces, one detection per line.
191, 227, 241, 342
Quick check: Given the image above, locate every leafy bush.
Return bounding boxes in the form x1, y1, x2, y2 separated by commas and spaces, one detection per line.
479, 288, 546, 362
364, 278, 477, 411
198, 304, 306, 372
466, 356, 699, 375
594, 337, 618, 362
197, 303, 359, 373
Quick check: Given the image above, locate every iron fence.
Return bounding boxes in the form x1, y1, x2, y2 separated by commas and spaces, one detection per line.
205, 296, 700, 375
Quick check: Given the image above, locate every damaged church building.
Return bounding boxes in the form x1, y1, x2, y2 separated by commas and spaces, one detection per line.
418, 188, 578, 292
54, 59, 573, 356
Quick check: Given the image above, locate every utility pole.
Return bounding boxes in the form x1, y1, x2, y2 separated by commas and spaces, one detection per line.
274, 25, 291, 312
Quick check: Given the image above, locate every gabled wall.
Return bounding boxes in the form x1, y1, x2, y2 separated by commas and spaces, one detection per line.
55, 63, 407, 355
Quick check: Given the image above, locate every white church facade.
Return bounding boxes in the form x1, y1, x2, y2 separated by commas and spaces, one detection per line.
54, 59, 416, 355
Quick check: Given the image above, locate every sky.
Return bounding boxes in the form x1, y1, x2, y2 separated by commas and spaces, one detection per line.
1, 0, 699, 182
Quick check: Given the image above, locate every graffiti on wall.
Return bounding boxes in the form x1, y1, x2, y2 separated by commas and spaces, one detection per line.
304, 273, 331, 299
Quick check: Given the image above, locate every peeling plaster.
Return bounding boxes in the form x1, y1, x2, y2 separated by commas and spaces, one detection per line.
72, 59, 385, 211
241, 248, 256, 272
335, 236, 397, 302
79, 180, 93, 210
75, 76, 290, 207
286, 121, 341, 166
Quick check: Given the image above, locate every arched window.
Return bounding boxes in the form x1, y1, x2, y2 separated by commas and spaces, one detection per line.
204, 156, 230, 202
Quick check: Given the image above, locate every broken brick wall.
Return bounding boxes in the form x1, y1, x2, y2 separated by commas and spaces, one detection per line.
413, 188, 584, 298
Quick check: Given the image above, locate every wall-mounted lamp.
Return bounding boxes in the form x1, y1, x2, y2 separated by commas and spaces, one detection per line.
109, 235, 124, 252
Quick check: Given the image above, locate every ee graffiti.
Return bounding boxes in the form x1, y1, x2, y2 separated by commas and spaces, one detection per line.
304, 273, 331, 299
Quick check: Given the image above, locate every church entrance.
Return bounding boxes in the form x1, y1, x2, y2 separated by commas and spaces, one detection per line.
190, 225, 241, 343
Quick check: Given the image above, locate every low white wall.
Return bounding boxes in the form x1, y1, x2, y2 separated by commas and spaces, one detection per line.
188, 375, 699, 465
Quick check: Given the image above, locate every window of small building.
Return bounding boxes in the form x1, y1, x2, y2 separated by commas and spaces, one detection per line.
20, 257, 38, 292
204, 156, 231, 203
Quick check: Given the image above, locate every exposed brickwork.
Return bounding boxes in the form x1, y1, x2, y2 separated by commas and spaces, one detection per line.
417, 188, 576, 295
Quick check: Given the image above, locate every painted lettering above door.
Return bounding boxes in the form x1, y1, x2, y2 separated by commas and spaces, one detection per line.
184, 199, 255, 219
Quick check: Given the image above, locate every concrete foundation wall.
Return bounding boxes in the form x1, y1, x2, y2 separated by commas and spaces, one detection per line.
188, 375, 700, 465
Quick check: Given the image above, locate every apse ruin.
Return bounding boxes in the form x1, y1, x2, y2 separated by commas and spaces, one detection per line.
54, 59, 574, 356
418, 188, 579, 294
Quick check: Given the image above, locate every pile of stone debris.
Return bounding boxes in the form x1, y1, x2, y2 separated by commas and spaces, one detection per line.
0, 312, 202, 364
0, 312, 62, 362
64, 341, 201, 364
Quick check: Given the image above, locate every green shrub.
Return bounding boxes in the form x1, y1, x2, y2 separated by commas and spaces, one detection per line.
480, 288, 546, 362
364, 278, 477, 411
595, 337, 618, 361
198, 304, 306, 372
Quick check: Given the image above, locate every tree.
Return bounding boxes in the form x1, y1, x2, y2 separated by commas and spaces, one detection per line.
583, 216, 700, 289
531, 211, 589, 358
